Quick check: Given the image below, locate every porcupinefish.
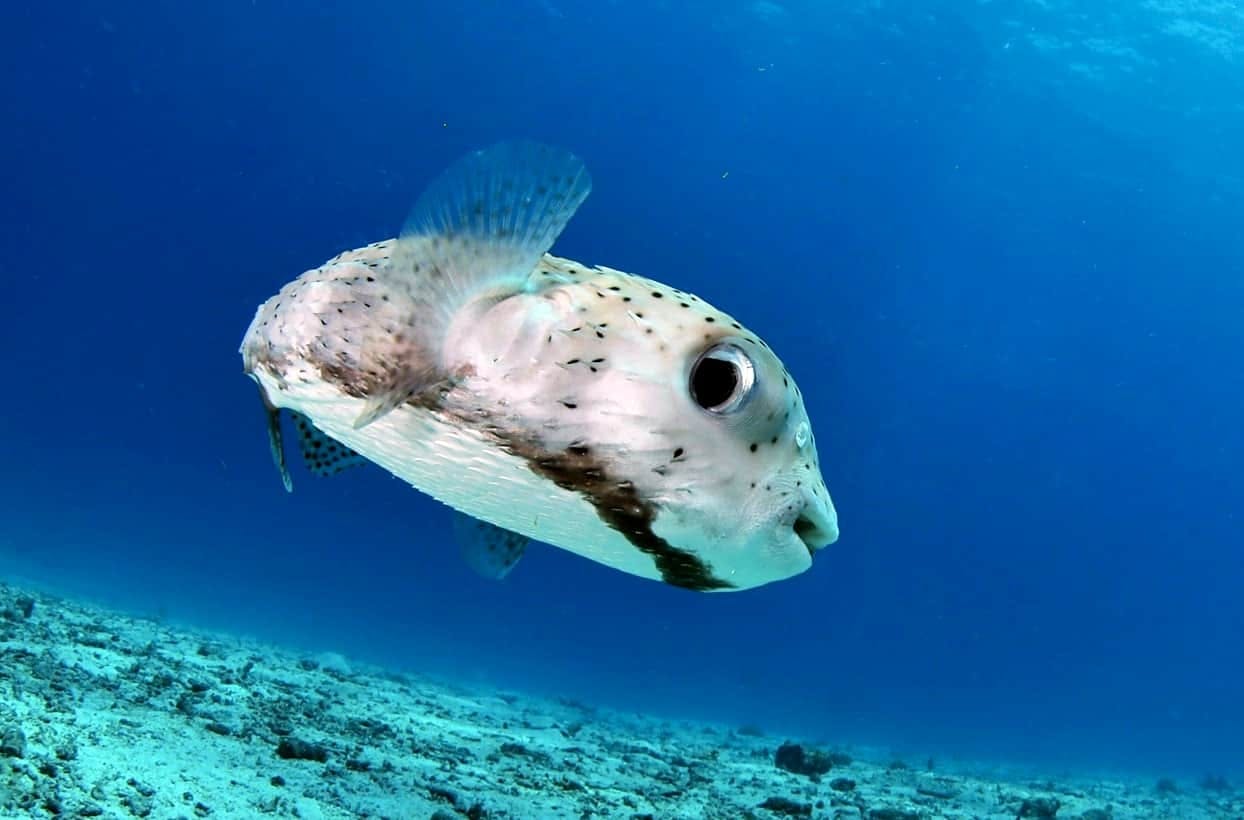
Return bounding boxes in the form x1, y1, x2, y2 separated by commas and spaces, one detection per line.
239, 141, 838, 591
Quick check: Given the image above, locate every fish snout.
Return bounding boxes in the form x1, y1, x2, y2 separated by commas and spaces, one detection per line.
792, 489, 838, 557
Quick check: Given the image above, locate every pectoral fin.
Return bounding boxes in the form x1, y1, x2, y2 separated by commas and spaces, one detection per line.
290, 411, 366, 478
260, 391, 294, 493
258, 395, 366, 491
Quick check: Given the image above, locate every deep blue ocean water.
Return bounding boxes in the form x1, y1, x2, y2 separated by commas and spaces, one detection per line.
4, 0, 1242, 781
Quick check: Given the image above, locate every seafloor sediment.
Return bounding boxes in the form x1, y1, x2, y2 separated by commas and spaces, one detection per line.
0, 582, 1237, 820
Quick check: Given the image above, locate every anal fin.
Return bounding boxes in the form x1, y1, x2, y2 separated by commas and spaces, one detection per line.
453, 511, 529, 580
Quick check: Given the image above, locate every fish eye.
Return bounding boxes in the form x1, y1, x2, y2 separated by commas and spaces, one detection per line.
689, 343, 755, 414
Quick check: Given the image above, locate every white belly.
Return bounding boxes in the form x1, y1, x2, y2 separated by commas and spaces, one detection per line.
253, 367, 662, 582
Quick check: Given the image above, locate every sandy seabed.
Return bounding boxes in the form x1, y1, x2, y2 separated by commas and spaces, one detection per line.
0, 582, 1238, 820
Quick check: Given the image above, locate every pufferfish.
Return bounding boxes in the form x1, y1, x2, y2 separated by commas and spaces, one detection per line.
240, 141, 838, 591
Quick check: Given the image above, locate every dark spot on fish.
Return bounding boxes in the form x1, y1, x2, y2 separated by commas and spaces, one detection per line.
673, 447, 684, 459
705, 316, 715, 323
749, 443, 758, 453
652, 291, 663, 298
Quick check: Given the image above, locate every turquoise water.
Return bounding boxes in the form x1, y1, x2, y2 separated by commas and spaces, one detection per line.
3, 0, 1242, 783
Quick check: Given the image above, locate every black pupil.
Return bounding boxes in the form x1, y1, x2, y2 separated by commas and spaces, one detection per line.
692, 356, 740, 409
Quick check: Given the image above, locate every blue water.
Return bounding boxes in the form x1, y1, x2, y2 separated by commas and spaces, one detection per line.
5, 0, 1242, 782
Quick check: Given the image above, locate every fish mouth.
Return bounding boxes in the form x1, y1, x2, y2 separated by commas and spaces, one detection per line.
793, 504, 839, 558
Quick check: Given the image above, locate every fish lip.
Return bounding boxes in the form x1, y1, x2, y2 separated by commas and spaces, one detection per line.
794, 518, 820, 557
793, 505, 838, 558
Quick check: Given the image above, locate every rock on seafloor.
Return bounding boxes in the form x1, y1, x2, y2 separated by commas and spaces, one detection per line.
0, 582, 1241, 819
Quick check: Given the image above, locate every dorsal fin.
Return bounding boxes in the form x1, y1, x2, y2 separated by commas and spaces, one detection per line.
290, 411, 366, 478
452, 510, 529, 580
353, 141, 592, 428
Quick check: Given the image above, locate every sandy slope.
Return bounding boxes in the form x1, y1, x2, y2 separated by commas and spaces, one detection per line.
0, 583, 1238, 819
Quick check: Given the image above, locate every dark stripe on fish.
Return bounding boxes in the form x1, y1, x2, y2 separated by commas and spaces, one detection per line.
520, 443, 735, 591
422, 385, 734, 590
253, 350, 732, 591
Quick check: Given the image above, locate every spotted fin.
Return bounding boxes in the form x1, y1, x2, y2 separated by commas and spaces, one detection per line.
452, 511, 529, 580
354, 141, 592, 428
290, 411, 366, 478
